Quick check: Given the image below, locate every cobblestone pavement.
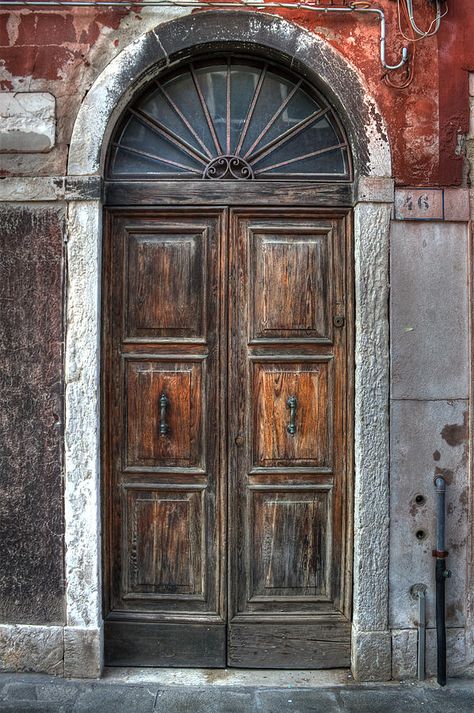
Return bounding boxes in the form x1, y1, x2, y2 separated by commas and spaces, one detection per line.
0, 674, 473, 713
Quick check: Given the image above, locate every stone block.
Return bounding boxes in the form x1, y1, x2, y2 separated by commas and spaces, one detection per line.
73, 687, 156, 713
420, 681, 474, 713
63, 627, 102, 679
36, 681, 81, 706
351, 629, 392, 681
338, 687, 423, 712
390, 221, 469, 400
0, 177, 64, 202
0, 625, 63, 675
258, 689, 339, 713
389, 400, 469, 629
356, 176, 394, 203
0, 93, 55, 153
425, 627, 469, 676
151, 689, 254, 713
391, 629, 418, 679
64, 202, 102, 631
353, 202, 391, 634
394, 188, 444, 221
469, 72, 474, 97
443, 188, 470, 222
2, 682, 39, 701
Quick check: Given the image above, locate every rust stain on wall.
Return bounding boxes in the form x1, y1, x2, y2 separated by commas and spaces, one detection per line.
441, 412, 468, 448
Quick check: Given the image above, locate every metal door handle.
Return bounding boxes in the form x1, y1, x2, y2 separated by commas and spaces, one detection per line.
159, 392, 169, 436
286, 395, 297, 436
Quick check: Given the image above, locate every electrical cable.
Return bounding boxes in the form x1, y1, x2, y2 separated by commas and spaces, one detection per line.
397, 0, 448, 42
385, 0, 448, 89
406, 0, 443, 37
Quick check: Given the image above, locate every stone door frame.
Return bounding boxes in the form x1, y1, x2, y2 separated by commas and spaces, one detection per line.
64, 10, 394, 679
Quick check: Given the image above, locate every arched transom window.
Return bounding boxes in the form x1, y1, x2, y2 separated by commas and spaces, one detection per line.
108, 57, 351, 181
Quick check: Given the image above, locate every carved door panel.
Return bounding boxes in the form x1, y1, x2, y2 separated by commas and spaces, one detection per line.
103, 209, 227, 667
103, 206, 352, 668
227, 209, 352, 668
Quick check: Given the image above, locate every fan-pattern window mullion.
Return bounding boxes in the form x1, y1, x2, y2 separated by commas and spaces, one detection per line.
108, 57, 351, 181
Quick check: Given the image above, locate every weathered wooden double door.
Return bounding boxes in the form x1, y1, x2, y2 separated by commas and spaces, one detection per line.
103, 206, 352, 668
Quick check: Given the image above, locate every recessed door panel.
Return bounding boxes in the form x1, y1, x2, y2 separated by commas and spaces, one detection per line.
125, 358, 203, 469
124, 488, 204, 599
249, 489, 330, 600
252, 360, 331, 468
250, 229, 332, 342
124, 230, 207, 341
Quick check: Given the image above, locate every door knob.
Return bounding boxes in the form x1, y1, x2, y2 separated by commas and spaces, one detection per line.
235, 435, 245, 446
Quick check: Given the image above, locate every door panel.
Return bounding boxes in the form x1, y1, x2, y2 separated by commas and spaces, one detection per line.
103, 209, 226, 666
125, 358, 203, 469
250, 489, 330, 598
252, 360, 331, 467
250, 230, 331, 342
228, 209, 351, 668
124, 487, 204, 598
124, 229, 207, 341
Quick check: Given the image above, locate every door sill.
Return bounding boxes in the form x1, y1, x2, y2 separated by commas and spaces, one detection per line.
102, 667, 351, 687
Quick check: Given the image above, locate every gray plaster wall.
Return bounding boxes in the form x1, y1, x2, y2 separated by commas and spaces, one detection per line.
389, 220, 471, 676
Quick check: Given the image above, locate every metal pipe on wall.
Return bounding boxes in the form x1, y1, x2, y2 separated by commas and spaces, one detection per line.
418, 587, 426, 681
410, 582, 427, 680
433, 476, 451, 687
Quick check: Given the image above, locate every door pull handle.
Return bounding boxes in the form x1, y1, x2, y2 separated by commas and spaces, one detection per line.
159, 392, 170, 436
286, 395, 297, 436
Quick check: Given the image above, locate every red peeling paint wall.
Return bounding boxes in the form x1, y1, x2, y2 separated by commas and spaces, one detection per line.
0, 1, 473, 185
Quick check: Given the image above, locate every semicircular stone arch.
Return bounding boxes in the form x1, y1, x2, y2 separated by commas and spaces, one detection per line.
68, 11, 391, 179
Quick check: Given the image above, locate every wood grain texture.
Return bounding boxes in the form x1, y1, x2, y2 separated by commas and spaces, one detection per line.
125, 231, 206, 340
103, 208, 225, 665
105, 181, 353, 207
250, 489, 330, 597
103, 204, 353, 668
125, 359, 202, 468
250, 231, 331, 341
228, 209, 352, 667
125, 489, 203, 597
227, 621, 351, 669
105, 621, 226, 667
252, 361, 331, 467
